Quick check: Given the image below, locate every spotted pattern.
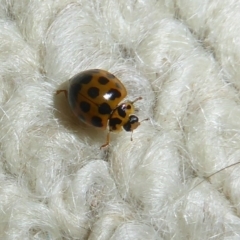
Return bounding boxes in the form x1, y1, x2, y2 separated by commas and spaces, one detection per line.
66, 69, 128, 131
91, 116, 103, 127
98, 77, 109, 85
88, 87, 99, 98
129, 115, 139, 123
80, 74, 92, 84
98, 102, 112, 115
107, 88, 121, 100
117, 106, 126, 118
123, 115, 139, 132
80, 101, 91, 113
109, 118, 122, 130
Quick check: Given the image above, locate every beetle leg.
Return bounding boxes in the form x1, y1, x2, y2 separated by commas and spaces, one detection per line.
56, 90, 68, 99
131, 131, 133, 141
141, 118, 149, 123
100, 132, 110, 149
130, 118, 149, 142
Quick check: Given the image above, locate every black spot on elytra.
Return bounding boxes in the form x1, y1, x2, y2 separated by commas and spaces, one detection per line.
127, 105, 131, 109
88, 87, 99, 98
91, 116, 103, 127
98, 103, 112, 114
68, 83, 82, 109
80, 101, 91, 113
98, 77, 109, 85
109, 118, 122, 130
79, 74, 92, 84
106, 88, 121, 100
117, 106, 126, 118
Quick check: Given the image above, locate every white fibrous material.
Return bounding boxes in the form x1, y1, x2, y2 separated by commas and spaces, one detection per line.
0, 0, 240, 239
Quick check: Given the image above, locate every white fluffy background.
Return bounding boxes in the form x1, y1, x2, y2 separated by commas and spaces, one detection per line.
1, 0, 240, 239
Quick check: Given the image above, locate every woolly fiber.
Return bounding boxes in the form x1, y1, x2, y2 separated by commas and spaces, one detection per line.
1, 0, 240, 239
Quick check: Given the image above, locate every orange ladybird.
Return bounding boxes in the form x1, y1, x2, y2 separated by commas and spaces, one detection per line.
57, 69, 148, 148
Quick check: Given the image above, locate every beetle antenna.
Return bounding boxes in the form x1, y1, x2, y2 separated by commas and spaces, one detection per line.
131, 131, 134, 141
140, 118, 149, 123
131, 97, 142, 104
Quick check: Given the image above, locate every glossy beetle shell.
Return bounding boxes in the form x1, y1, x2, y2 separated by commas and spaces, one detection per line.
68, 69, 127, 129
56, 69, 146, 148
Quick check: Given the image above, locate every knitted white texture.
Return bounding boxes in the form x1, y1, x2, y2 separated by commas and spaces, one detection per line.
1, 0, 240, 239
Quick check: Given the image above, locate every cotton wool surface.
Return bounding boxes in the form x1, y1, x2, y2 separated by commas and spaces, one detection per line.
1, 1, 240, 239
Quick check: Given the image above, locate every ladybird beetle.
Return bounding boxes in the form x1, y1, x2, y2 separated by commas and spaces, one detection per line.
56, 69, 148, 148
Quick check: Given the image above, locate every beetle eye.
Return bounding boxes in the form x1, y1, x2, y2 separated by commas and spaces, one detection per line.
123, 115, 139, 132
129, 115, 138, 124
